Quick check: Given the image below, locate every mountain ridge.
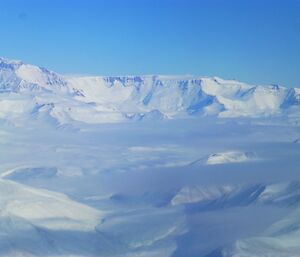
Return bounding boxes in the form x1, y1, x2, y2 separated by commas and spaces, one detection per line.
0, 57, 299, 126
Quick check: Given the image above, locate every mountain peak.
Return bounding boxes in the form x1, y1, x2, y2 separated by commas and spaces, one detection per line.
0, 56, 23, 70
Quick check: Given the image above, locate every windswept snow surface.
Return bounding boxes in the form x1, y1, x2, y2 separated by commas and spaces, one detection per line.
0, 58, 300, 256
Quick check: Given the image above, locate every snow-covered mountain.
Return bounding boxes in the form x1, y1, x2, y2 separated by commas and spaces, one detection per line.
205, 182, 300, 257
0, 57, 299, 126
0, 178, 104, 256
0, 84, 299, 257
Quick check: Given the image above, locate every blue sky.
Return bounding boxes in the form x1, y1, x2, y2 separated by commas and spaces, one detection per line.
0, 0, 299, 87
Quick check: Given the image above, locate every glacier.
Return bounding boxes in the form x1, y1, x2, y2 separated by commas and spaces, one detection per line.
0, 57, 299, 257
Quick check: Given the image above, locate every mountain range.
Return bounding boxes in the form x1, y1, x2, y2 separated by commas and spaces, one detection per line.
1, 57, 299, 126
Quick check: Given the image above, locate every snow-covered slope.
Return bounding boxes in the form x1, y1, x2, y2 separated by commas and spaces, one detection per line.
0, 178, 105, 256
171, 181, 300, 209
189, 151, 256, 166
198, 181, 300, 257
206, 151, 256, 165
0, 57, 299, 126
209, 207, 300, 257
171, 185, 236, 206
0, 178, 102, 231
